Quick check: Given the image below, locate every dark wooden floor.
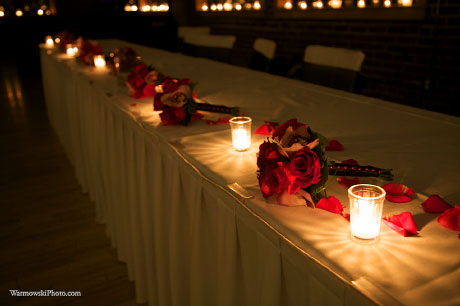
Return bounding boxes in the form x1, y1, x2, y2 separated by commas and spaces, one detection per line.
0, 60, 140, 305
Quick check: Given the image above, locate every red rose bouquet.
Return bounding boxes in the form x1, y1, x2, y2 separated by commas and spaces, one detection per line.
107, 46, 139, 73
126, 62, 165, 99
153, 78, 240, 126
55, 31, 74, 53
257, 119, 393, 206
257, 119, 329, 206
77, 39, 103, 66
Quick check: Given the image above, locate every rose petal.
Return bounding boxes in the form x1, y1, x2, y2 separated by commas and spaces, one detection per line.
337, 177, 360, 188
343, 213, 350, 222
206, 117, 230, 126
325, 140, 344, 151
383, 212, 418, 236
341, 159, 358, 165
437, 205, 460, 231
422, 195, 452, 213
255, 121, 279, 135
382, 183, 415, 203
316, 196, 344, 214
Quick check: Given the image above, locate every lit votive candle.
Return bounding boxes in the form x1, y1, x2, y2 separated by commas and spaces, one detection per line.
349, 184, 386, 243
384, 0, 391, 7
313, 1, 324, 9
253, 1, 261, 10
328, 0, 342, 8
94, 55, 106, 68
66, 44, 76, 57
398, 0, 412, 6
298, 1, 308, 10
284, 1, 293, 10
357, 0, 366, 8
45, 36, 54, 48
229, 117, 252, 152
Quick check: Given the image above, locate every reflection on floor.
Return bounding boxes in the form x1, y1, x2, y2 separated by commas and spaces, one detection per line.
0, 60, 141, 305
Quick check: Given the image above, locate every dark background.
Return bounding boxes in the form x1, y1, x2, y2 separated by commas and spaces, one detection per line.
0, 0, 459, 116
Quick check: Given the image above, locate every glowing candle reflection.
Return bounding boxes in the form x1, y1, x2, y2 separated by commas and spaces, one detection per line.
349, 184, 386, 243
229, 117, 252, 152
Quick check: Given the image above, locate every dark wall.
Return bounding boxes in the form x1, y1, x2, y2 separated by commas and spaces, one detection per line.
187, 0, 460, 116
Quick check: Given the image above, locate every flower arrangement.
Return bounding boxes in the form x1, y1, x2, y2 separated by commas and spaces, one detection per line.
257, 119, 328, 206
55, 31, 74, 53
126, 62, 165, 99
107, 46, 139, 73
77, 38, 103, 66
153, 78, 240, 126
256, 119, 393, 206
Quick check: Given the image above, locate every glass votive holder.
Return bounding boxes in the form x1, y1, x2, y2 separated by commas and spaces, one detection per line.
93, 55, 106, 68
66, 44, 76, 57
45, 35, 54, 48
348, 184, 386, 243
229, 117, 252, 152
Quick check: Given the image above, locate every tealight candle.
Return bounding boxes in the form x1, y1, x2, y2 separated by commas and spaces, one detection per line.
45, 36, 54, 48
384, 0, 391, 7
284, 1, 293, 10
349, 184, 386, 243
328, 0, 342, 8
398, 0, 412, 6
229, 117, 252, 152
357, 0, 366, 8
93, 55, 106, 68
66, 44, 76, 57
253, 1, 261, 10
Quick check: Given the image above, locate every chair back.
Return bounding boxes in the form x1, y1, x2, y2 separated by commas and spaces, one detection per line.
250, 38, 276, 72
177, 26, 210, 52
183, 34, 236, 63
303, 45, 365, 92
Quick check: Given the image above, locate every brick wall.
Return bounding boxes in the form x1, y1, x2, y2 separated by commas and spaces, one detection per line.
188, 0, 460, 116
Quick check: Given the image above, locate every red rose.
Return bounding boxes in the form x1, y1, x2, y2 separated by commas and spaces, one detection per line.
153, 94, 164, 111
159, 106, 186, 125
257, 141, 283, 172
258, 166, 290, 198
133, 62, 149, 77
272, 118, 306, 139
289, 147, 321, 193
142, 84, 157, 98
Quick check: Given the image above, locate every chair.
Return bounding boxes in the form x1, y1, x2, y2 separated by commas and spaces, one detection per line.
183, 34, 236, 63
177, 26, 210, 52
302, 45, 365, 92
249, 38, 276, 73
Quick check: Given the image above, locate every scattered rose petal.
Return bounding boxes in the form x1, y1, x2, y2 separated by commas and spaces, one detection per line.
337, 177, 360, 188
437, 205, 460, 231
191, 112, 204, 121
255, 121, 279, 135
341, 159, 358, 165
325, 140, 344, 151
130, 103, 138, 107
383, 212, 418, 236
382, 183, 415, 203
205, 117, 230, 125
343, 213, 350, 222
316, 196, 344, 214
422, 195, 452, 213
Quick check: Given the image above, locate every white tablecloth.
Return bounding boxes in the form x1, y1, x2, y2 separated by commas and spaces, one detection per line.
40, 40, 460, 306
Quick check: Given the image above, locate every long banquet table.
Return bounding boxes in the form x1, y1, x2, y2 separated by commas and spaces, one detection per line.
40, 39, 460, 306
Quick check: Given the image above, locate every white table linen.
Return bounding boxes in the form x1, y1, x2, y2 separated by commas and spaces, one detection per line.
40, 40, 460, 306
